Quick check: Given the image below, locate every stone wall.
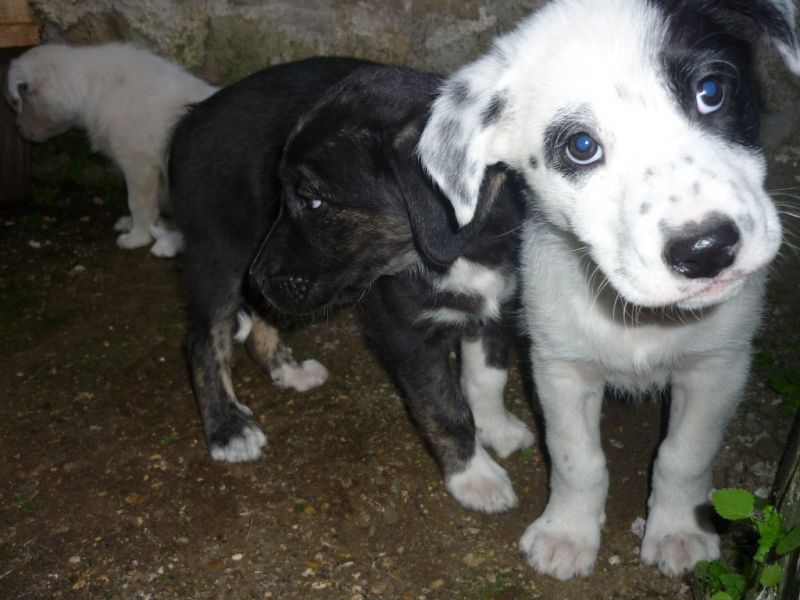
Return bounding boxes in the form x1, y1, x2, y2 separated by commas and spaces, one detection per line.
27, 0, 800, 142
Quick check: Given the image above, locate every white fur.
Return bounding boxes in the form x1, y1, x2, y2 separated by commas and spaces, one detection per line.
270, 359, 329, 392
419, 258, 516, 325
209, 423, 267, 463
445, 442, 518, 513
419, 0, 796, 579
460, 338, 534, 458
4, 43, 217, 256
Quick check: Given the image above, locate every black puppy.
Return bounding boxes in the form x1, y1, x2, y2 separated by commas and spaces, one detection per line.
172, 59, 533, 512
250, 64, 534, 513
170, 58, 368, 463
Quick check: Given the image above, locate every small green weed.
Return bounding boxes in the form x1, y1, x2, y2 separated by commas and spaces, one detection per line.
695, 488, 800, 600
14, 492, 37, 512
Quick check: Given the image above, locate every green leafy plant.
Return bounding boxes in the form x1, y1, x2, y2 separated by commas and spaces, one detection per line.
695, 488, 800, 600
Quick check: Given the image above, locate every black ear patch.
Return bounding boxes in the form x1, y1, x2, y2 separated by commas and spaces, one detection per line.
388, 122, 508, 268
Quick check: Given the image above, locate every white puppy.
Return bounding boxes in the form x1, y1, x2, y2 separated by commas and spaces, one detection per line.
419, 0, 799, 580
4, 43, 218, 257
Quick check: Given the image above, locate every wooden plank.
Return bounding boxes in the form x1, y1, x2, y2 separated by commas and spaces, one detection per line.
0, 47, 32, 206
0, 0, 37, 25
0, 23, 39, 48
0, 0, 40, 48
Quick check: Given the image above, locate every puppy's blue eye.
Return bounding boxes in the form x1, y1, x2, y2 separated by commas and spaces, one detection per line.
565, 132, 603, 166
696, 77, 724, 114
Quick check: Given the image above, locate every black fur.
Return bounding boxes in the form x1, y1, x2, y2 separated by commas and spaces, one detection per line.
170, 57, 372, 460
249, 65, 523, 480
170, 60, 523, 487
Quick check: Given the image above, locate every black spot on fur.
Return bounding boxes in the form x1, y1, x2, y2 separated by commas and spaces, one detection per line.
481, 91, 508, 128
529, 155, 539, 170
641, 202, 652, 215
449, 79, 472, 106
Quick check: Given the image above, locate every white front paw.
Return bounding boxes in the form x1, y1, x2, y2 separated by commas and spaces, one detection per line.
445, 445, 517, 513
641, 528, 720, 577
519, 514, 601, 580
476, 411, 534, 458
270, 359, 329, 392
209, 424, 267, 463
117, 228, 153, 249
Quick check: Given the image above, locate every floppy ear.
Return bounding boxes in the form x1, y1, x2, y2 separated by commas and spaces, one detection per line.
710, 0, 800, 75
390, 122, 508, 268
417, 52, 513, 228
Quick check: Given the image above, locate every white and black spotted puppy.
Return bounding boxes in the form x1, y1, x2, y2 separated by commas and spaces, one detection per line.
419, 0, 799, 580
4, 43, 218, 256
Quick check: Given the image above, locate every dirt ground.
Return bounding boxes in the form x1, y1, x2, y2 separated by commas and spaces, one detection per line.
1, 135, 798, 599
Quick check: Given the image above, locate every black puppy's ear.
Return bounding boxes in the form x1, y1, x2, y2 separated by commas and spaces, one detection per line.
388, 122, 507, 268
416, 52, 514, 228
707, 0, 800, 75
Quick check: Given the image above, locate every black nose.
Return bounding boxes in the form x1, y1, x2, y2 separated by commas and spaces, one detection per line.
665, 220, 740, 279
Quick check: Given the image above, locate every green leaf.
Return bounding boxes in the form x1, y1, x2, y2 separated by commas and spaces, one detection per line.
755, 507, 784, 563
713, 488, 756, 521
720, 572, 747, 598
710, 592, 734, 600
759, 563, 782, 589
776, 525, 800, 556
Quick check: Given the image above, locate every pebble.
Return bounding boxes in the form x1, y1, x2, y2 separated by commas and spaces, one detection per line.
630, 517, 646, 539
68, 555, 81, 564
231, 553, 243, 561
608, 555, 622, 566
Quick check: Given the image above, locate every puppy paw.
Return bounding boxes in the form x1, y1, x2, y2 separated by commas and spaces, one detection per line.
476, 412, 535, 459
641, 529, 720, 577
446, 445, 517, 513
270, 359, 329, 392
114, 216, 132, 232
149, 231, 184, 258
209, 423, 267, 463
117, 228, 153, 249
519, 517, 600, 580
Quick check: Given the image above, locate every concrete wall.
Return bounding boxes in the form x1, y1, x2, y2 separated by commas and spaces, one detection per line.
28, 0, 800, 142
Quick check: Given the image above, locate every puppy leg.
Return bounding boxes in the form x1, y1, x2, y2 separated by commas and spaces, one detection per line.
149, 172, 185, 257
114, 216, 132, 232
460, 329, 533, 458
243, 312, 328, 392
186, 307, 266, 463
641, 352, 748, 576
116, 160, 159, 249
519, 358, 607, 580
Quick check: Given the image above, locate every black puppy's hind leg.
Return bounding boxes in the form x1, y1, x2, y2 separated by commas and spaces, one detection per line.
186, 306, 266, 462
240, 311, 328, 392
460, 319, 534, 458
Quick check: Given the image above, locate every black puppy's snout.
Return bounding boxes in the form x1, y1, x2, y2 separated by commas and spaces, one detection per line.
665, 219, 740, 279
270, 274, 311, 304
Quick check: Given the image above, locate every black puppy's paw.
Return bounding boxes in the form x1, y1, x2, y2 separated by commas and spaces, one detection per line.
208, 412, 267, 463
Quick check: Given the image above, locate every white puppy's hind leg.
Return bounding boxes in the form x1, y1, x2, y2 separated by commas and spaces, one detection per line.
114, 216, 132, 232
149, 222, 185, 257
460, 337, 534, 458
519, 359, 607, 580
641, 353, 748, 576
116, 161, 159, 249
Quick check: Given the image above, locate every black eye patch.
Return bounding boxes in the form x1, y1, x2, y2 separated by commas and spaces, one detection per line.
543, 108, 603, 182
